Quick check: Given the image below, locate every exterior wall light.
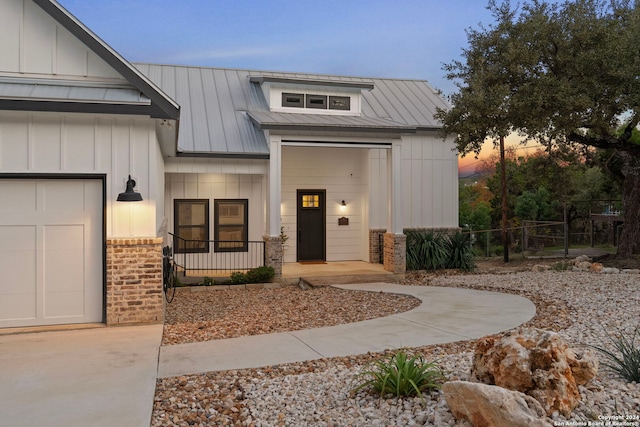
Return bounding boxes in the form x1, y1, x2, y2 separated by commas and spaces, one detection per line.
117, 175, 143, 202
340, 200, 347, 207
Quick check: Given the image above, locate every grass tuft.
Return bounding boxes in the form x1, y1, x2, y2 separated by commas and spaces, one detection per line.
351, 351, 446, 401
589, 325, 640, 383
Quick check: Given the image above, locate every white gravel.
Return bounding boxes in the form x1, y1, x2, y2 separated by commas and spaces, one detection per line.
152, 270, 640, 427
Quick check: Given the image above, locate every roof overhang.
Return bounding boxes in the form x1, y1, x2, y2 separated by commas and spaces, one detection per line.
33, 0, 180, 120
176, 151, 270, 160
249, 76, 374, 90
247, 111, 417, 134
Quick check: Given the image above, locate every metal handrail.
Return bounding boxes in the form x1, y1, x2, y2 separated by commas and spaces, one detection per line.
168, 233, 266, 276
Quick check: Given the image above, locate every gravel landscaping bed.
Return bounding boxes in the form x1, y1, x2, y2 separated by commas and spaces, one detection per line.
162, 286, 420, 345
152, 269, 640, 426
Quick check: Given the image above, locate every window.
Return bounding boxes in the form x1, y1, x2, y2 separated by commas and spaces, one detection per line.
174, 199, 209, 253
282, 93, 304, 108
281, 92, 351, 112
301, 194, 320, 208
306, 94, 327, 109
329, 96, 350, 110
214, 199, 248, 252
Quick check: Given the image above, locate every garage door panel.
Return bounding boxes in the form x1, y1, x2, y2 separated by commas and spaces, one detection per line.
0, 182, 36, 212
44, 292, 84, 318
43, 225, 84, 292
0, 225, 37, 321
41, 181, 86, 212
0, 293, 36, 321
0, 225, 37, 251
0, 179, 103, 328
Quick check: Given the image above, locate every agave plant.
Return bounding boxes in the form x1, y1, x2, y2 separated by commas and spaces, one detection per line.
590, 325, 640, 383
405, 230, 449, 270
352, 351, 446, 401
446, 231, 476, 272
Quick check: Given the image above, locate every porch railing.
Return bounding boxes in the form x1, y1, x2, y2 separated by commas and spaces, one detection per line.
169, 233, 266, 277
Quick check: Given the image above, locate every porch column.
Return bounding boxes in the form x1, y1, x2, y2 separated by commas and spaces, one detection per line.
384, 139, 406, 274
264, 135, 283, 279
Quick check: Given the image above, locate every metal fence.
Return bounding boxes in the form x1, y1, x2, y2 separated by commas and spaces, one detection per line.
462, 218, 619, 259
463, 221, 567, 259
170, 233, 266, 277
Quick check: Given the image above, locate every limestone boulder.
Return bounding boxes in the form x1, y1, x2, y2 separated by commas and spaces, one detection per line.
444, 381, 552, 427
471, 328, 598, 417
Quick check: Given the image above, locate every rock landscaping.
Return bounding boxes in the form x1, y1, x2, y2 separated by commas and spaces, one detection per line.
152, 259, 640, 426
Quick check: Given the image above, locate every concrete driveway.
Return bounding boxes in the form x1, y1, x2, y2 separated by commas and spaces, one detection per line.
0, 325, 162, 427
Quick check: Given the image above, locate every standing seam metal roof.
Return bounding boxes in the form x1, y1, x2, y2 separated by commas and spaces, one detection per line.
133, 64, 448, 156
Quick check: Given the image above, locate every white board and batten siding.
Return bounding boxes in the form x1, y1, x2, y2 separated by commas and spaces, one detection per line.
368, 134, 459, 231
281, 146, 368, 263
0, 111, 163, 238
164, 172, 265, 268
0, 110, 163, 327
0, 0, 124, 81
401, 134, 459, 229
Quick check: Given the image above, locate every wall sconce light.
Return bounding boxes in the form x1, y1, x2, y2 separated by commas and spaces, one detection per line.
340, 200, 347, 207
117, 175, 143, 202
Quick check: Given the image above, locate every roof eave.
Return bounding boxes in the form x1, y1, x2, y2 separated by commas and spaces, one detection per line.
0, 99, 168, 117
33, 0, 180, 121
249, 76, 374, 90
176, 151, 270, 160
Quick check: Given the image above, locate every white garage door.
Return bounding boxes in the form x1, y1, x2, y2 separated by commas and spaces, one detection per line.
0, 179, 103, 328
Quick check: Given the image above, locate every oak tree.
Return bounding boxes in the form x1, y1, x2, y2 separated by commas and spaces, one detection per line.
436, 0, 640, 258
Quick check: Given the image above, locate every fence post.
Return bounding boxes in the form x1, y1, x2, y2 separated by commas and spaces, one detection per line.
486, 230, 490, 257
563, 202, 569, 258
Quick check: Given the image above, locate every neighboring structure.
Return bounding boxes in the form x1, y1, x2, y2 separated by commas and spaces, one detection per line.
0, 0, 458, 329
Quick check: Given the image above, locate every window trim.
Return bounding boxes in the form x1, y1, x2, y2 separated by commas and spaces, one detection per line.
174, 199, 210, 254
305, 94, 328, 109
282, 92, 304, 108
329, 96, 351, 110
214, 199, 249, 252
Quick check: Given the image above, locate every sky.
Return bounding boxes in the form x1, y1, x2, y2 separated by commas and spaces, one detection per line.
56, 0, 542, 177
57, 0, 501, 97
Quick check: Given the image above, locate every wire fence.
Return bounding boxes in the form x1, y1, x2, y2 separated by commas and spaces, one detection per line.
461, 222, 617, 259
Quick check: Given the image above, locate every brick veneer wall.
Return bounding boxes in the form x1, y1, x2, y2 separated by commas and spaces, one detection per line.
383, 232, 407, 275
263, 235, 283, 280
106, 238, 164, 325
369, 228, 386, 263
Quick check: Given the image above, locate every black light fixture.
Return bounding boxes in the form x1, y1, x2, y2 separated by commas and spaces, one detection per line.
340, 200, 347, 206
117, 175, 143, 202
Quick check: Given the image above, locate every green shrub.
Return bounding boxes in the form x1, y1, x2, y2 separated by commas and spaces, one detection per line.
406, 230, 449, 270
202, 277, 214, 286
230, 271, 248, 284
446, 232, 476, 272
590, 325, 640, 383
551, 261, 572, 271
229, 266, 275, 284
246, 266, 275, 283
351, 351, 446, 400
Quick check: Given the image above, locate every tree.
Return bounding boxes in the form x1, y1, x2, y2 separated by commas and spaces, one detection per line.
436, 0, 640, 258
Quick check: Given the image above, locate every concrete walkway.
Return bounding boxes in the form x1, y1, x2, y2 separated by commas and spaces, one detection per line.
0, 283, 535, 426
158, 283, 535, 377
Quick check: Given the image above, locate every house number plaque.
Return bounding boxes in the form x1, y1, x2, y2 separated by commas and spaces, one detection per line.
338, 217, 349, 226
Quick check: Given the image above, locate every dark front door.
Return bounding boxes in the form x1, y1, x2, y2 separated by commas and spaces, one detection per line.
297, 190, 326, 261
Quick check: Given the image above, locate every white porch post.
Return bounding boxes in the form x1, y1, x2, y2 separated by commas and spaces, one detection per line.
264, 135, 283, 279
267, 135, 282, 236
384, 139, 406, 274
388, 139, 403, 234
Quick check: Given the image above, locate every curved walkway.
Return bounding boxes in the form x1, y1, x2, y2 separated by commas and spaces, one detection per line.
0, 283, 535, 427
158, 283, 535, 377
